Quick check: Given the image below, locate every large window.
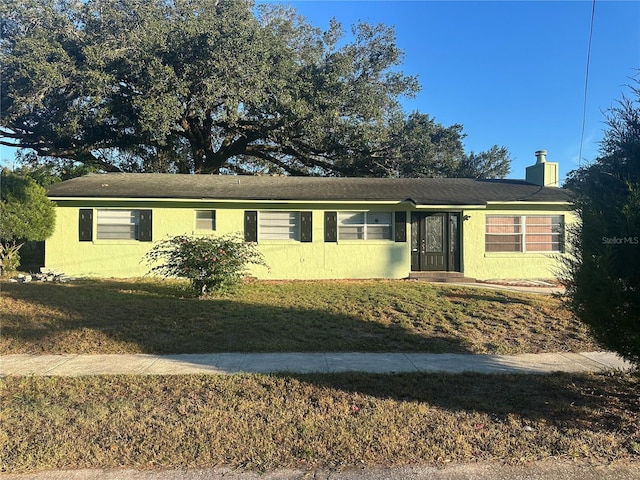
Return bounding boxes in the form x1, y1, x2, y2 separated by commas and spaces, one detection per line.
97, 210, 140, 240
259, 211, 300, 240
338, 212, 392, 240
485, 215, 564, 252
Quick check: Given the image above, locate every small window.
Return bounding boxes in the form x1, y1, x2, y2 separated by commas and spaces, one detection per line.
259, 211, 300, 240
195, 210, 216, 230
338, 212, 393, 240
485, 215, 563, 252
97, 210, 139, 240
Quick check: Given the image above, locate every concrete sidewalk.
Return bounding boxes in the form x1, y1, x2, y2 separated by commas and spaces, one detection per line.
4, 459, 640, 480
1, 351, 634, 377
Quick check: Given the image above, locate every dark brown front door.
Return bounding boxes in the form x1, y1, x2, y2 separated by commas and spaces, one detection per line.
411, 212, 460, 272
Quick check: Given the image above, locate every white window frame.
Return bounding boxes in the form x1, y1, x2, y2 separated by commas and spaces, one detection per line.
485, 215, 564, 253
96, 210, 140, 240
195, 210, 216, 231
259, 211, 300, 240
338, 211, 393, 240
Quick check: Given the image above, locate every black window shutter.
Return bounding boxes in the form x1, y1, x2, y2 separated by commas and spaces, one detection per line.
395, 211, 407, 242
79, 209, 93, 242
300, 211, 312, 242
139, 210, 153, 242
324, 211, 337, 242
244, 211, 258, 242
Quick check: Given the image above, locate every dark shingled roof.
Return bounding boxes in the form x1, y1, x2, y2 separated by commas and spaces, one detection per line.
46, 173, 572, 205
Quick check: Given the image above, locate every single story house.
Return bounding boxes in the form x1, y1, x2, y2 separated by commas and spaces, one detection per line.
44, 150, 572, 281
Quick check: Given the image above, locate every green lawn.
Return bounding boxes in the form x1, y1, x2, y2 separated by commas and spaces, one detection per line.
1, 278, 600, 355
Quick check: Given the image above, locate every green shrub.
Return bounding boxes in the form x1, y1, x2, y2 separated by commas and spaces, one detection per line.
561, 80, 640, 367
145, 234, 266, 296
0, 170, 56, 275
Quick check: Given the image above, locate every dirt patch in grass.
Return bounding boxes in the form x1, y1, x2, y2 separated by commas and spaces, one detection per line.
1, 372, 638, 473
1, 279, 600, 355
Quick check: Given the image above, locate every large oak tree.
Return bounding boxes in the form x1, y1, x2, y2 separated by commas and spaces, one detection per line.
1, 0, 510, 178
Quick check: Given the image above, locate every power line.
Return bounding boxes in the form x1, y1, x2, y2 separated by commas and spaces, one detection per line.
579, 0, 596, 167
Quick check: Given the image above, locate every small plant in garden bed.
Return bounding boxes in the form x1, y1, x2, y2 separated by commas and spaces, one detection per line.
145, 234, 266, 296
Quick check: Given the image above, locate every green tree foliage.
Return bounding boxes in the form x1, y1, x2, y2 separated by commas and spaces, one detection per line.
0, 0, 414, 175
13, 151, 100, 186
454, 145, 511, 179
562, 79, 640, 366
0, 170, 56, 274
386, 113, 510, 178
145, 234, 266, 296
1, 0, 510, 178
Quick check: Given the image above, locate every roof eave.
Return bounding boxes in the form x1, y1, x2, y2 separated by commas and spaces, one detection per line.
485, 200, 573, 206
48, 196, 416, 205
413, 204, 487, 209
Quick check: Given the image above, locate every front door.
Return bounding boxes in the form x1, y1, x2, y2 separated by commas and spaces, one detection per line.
411, 212, 460, 272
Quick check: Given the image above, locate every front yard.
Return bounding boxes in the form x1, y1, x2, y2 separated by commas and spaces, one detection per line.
2, 372, 639, 473
0, 278, 600, 355
2, 279, 638, 474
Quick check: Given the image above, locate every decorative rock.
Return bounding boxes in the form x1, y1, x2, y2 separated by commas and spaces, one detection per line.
11, 270, 73, 283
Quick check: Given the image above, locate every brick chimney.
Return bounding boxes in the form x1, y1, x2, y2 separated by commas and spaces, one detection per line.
525, 150, 559, 187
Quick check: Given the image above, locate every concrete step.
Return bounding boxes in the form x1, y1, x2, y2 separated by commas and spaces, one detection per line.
407, 272, 476, 283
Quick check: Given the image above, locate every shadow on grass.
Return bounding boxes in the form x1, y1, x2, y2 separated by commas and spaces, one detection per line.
3, 280, 638, 445
2, 372, 638, 473
283, 371, 640, 437
1, 279, 471, 354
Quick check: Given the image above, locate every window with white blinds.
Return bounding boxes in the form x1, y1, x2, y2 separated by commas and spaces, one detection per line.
259, 211, 300, 240
338, 212, 392, 240
97, 210, 139, 240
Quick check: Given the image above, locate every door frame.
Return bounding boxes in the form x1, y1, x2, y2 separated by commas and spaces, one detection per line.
411, 212, 461, 272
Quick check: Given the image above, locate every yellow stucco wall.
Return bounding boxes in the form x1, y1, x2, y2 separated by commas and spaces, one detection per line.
45, 200, 411, 279
45, 199, 573, 280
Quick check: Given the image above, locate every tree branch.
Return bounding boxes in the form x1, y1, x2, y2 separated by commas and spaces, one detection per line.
243, 149, 308, 176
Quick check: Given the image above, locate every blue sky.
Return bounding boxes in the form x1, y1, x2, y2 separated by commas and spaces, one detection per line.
273, 0, 640, 184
